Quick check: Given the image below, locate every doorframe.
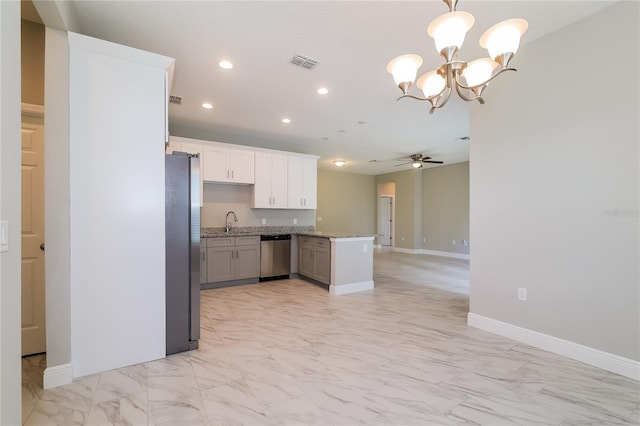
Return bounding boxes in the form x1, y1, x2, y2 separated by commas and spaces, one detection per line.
377, 194, 395, 248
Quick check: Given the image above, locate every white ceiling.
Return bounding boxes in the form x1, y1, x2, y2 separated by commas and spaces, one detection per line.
48, 1, 615, 175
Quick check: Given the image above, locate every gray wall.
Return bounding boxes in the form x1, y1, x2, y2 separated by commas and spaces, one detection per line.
423, 162, 469, 254
316, 169, 376, 235
469, 2, 639, 361
202, 183, 315, 228
21, 19, 44, 105
0, 2, 22, 423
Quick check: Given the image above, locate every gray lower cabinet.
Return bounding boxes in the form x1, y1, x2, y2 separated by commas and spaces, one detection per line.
206, 236, 260, 283
298, 236, 331, 285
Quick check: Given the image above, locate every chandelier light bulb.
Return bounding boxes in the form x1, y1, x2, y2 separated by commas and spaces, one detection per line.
417, 71, 446, 98
428, 11, 475, 54
386, 54, 423, 88
480, 18, 528, 60
462, 58, 498, 87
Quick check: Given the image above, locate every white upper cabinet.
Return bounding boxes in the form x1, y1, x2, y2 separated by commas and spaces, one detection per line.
288, 156, 317, 209
253, 152, 288, 208
203, 146, 254, 184
168, 137, 204, 207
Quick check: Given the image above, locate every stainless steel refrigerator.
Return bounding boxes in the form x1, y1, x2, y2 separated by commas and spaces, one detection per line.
165, 152, 200, 355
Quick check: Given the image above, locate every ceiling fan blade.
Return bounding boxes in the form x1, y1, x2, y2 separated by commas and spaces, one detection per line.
394, 162, 411, 167
422, 160, 444, 164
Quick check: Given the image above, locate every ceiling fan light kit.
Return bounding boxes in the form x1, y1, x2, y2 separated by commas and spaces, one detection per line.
387, 0, 528, 114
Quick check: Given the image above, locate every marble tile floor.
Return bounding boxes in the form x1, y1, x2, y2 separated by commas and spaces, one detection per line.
22, 250, 639, 425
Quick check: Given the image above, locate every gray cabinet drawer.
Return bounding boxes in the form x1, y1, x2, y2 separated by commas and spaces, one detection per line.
207, 237, 234, 248
299, 236, 329, 248
235, 236, 260, 246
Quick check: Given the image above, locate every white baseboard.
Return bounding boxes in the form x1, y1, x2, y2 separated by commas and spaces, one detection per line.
389, 247, 470, 260
43, 363, 73, 389
391, 247, 419, 254
330, 280, 374, 295
420, 249, 470, 260
467, 313, 639, 381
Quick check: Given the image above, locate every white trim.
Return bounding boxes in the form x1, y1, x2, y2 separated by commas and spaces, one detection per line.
21, 103, 44, 117
420, 249, 470, 260
467, 313, 640, 381
43, 363, 73, 389
392, 247, 419, 254
330, 280, 374, 295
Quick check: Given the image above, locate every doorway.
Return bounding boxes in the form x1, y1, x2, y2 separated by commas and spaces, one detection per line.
21, 107, 46, 356
379, 196, 393, 246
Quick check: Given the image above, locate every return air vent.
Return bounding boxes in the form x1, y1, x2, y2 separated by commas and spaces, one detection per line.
290, 54, 319, 70
169, 95, 182, 105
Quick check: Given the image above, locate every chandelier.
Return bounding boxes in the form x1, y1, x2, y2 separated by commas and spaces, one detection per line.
386, 0, 528, 114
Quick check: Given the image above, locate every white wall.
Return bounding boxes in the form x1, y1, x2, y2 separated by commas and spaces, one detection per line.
0, 2, 22, 423
67, 33, 173, 377
43, 28, 72, 386
469, 1, 639, 372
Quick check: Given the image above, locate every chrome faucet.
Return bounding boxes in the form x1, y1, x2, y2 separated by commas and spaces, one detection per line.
225, 211, 238, 233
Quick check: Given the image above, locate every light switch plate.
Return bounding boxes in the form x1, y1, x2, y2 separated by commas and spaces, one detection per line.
0, 221, 8, 252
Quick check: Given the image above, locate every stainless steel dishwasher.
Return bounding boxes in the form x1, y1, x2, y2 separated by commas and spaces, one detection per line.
260, 234, 291, 281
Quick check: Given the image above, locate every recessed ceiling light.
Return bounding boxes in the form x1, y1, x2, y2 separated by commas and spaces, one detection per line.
202, 103, 213, 109
218, 60, 233, 70
317, 88, 329, 95
282, 118, 291, 124
322, 137, 329, 140
333, 160, 346, 167
357, 121, 366, 125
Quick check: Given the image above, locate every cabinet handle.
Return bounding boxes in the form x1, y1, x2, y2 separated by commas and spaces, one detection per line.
303, 198, 306, 206
202, 252, 205, 262
227, 170, 230, 178
232, 170, 235, 179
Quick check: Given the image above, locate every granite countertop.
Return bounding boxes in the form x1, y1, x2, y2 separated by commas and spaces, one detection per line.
201, 226, 374, 239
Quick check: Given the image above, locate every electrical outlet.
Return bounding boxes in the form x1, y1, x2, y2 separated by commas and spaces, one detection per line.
517, 287, 528, 301
401, 237, 405, 242
363, 244, 368, 252
293, 218, 297, 225
0, 221, 8, 253
422, 237, 426, 243
462, 239, 468, 246
261, 218, 266, 225
317, 216, 323, 222
452, 239, 456, 245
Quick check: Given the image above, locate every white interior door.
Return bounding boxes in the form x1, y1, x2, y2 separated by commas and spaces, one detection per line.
21, 117, 46, 356
379, 196, 392, 246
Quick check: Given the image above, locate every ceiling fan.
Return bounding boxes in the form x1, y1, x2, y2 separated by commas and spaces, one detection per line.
395, 153, 444, 169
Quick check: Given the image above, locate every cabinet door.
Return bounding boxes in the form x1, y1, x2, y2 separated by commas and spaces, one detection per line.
288, 156, 304, 208
203, 146, 229, 182
301, 157, 317, 209
166, 140, 181, 154
180, 142, 204, 207
253, 152, 273, 208
299, 244, 315, 278
228, 150, 254, 184
314, 246, 331, 285
271, 154, 288, 208
200, 244, 207, 284
235, 245, 260, 279
207, 247, 234, 282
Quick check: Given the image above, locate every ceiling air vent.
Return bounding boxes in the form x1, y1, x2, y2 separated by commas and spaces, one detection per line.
169, 95, 182, 105
290, 54, 319, 70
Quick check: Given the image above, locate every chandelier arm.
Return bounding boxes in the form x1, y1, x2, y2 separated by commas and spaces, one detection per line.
396, 94, 430, 102
454, 81, 483, 103
454, 67, 517, 91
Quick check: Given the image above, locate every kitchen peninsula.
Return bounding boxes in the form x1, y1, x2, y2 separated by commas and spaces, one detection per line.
201, 227, 375, 295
